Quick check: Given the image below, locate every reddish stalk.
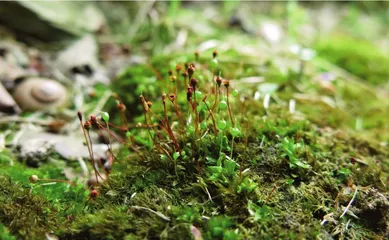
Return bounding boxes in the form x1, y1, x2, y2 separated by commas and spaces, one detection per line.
210, 76, 222, 116
203, 96, 218, 135
148, 62, 164, 81
96, 126, 117, 163
169, 94, 184, 132
265, 185, 278, 204
85, 128, 103, 183
224, 81, 235, 127
190, 78, 200, 140
140, 95, 158, 148
176, 65, 181, 93
78, 112, 103, 183
97, 123, 145, 161
162, 93, 180, 151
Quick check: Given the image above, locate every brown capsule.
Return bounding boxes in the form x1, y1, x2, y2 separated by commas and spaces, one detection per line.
117, 102, 126, 112
216, 76, 222, 86
162, 92, 167, 102
168, 93, 176, 102
90, 189, 99, 199
168, 70, 173, 76
187, 86, 193, 102
213, 50, 218, 59
190, 78, 199, 89
175, 65, 181, 72
84, 120, 92, 130
223, 80, 230, 88
77, 111, 83, 121
147, 101, 153, 108
194, 51, 199, 61
188, 65, 195, 79
29, 175, 39, 183
169, 75, 176, 83
90, 115, 97, 125
182, 71, 188, 78
140, 95, 148, 110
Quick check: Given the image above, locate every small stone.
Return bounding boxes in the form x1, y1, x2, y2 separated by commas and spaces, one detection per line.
29, 175, 39, 183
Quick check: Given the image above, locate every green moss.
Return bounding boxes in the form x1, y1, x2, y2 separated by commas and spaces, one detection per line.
0, 176, 60, 239
0, 224, 16, 240
315, 35, 389, 85
2, 6, 389, 238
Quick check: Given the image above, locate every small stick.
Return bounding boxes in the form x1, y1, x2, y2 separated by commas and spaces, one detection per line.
162, 93, 180, 151
203, 96, 217, 135
78, 112, 102, 183
224, 81, 235, 127
140, 96, 157, 148
265, 185, 278, 204
340, 187, 358, 218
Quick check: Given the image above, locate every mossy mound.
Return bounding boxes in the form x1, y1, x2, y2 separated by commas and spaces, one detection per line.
315, 35, 389, 86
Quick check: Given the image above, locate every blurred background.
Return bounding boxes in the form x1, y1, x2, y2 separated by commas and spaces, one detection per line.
1, 2, 389, 239
0, 1, 388, 159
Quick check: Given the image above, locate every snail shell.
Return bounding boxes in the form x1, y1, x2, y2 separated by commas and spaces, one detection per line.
13, 78, 68, 111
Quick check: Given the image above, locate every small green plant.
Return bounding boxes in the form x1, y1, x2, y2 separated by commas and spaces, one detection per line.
237, 177, 257, 194
78, 51, 244, 183
205, 216, 242, 240
247, 202, 272, 222
207, 153, 238, 184
281, 137, 310, 169
0, 224, 16, 240
173, 206, 201, 224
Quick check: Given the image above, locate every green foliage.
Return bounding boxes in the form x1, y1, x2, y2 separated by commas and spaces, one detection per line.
315, 35, 389, 85
207, 154, 238, 183
2, 4, 389, 239
237, 177, 257, 194
101, 111, 110, 122
281, 137, 310, 169
173, 206, 201, 224
0, 176, 60, 239
205, 216, 241, 240
0, 224, 16, 240
247, 202, 272, 222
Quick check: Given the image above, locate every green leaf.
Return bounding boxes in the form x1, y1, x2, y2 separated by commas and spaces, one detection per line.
232, 89, 239, 97
219, 100, 227, 110
125, 131, 131, 138
211, 59, 218, 68
338, 168, 352, 176
224, 159, 236, 176
295, 160, 310, 169
218, 120, 227, 130
101, 112, 110, 122
173, 152, 180, 161
230, 127, 240, 138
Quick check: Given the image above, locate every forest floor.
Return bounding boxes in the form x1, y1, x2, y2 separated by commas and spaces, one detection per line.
1, 2, 389, 240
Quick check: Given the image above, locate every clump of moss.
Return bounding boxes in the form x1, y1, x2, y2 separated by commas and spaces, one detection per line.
315, 35, 389, 86
0, 176, 60, 239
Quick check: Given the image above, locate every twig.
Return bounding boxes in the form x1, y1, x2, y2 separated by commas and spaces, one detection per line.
129, 206, 170, 221
340, 187, 358, 218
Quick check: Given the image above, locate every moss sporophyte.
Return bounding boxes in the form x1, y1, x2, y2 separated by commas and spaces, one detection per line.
74, 51, 252, 184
